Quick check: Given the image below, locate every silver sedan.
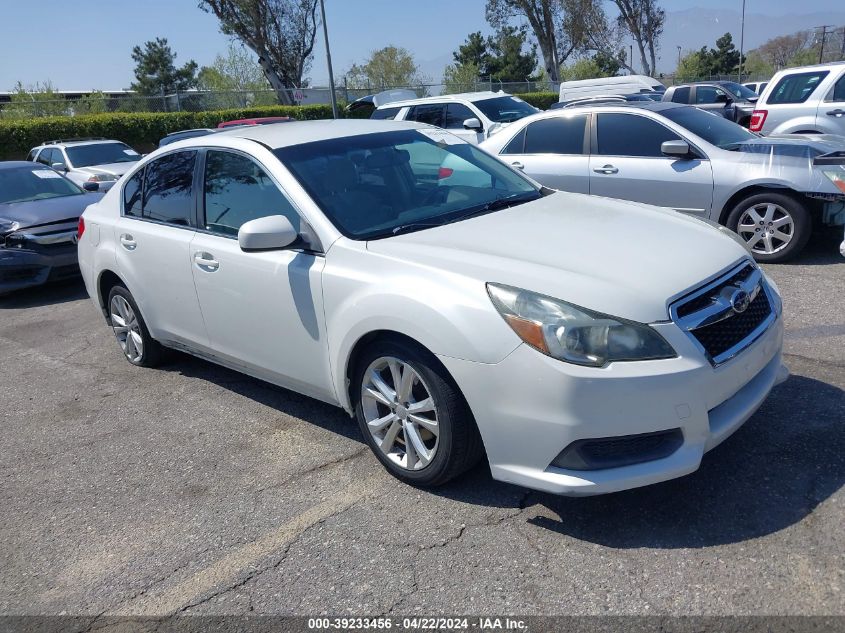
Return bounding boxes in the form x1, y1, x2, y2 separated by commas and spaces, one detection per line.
479, 102, 845, 262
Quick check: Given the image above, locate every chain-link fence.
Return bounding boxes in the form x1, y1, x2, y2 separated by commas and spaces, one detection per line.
0, 81, 562, 119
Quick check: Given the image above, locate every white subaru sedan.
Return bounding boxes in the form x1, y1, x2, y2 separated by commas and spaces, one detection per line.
77, 120, 788, 496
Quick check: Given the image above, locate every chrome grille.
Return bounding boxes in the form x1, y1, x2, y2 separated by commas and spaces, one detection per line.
670, 261, 776, 365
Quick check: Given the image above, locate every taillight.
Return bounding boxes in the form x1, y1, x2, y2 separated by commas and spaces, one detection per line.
749, 110, 767, 132
438, 167, 454, 179
77, 216, 85, 240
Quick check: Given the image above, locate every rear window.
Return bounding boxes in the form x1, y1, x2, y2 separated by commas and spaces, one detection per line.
371, 106, 401, 120
768, 71, 829, 104
671, 87, 690, 103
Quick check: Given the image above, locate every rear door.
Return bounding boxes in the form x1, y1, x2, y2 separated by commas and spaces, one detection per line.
114, 150, 209, 349
819, 70, 845, 135
588, 112, 713, 216
497, 114, 590, 193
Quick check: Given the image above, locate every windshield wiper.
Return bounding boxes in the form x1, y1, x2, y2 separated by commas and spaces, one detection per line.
388, 191, 541, 236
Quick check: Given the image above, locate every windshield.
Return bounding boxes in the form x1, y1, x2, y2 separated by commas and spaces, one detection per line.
720, 82, 759, 101
473, 96, 538, 123
65, 142, 140, 168
274, 129, 539, 239
661, 106, 757, 149
0, 166, 84, 204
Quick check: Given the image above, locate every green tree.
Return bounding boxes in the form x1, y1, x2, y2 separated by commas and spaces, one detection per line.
560, 53, 620, 81
710, 32, 742, 75
742, 50, 774, 79
199, 0, 320, 105
454, 32, 493, 74
3, 81, 68, 118
675, 48, 711, 81
443, 62, 480, 94
130, 37, 198, 95
197, 43, 275, 108
344, 46, 428, 91
486, 26, 538, 82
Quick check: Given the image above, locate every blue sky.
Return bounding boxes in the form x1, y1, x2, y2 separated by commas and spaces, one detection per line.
1, 0, 843, 91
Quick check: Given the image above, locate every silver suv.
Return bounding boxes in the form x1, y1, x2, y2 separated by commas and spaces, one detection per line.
751, 62, 845, 135
27, 138, 142, 192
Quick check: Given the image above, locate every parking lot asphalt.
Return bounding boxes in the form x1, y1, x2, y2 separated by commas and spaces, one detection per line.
0, 237, 843, 618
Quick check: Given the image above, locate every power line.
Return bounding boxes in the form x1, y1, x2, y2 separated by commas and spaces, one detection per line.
814, 24, 835, 64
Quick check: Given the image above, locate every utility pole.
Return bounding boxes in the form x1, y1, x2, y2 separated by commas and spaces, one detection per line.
840, 26, 845, 60
319, 0, 338, 119
738, 0, 746, 82
816, 25, 834, 64
630, 44, 634, 74
677, 45, 682, 69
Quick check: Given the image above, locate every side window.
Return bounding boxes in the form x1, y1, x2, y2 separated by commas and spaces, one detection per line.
828, 73, 845, 102
142, 151, 196, 226
36, 149, 53, 166
769, 71, 829, 104
444, 103, 477, 129
695, 86, 720, 104
370, 106, 400, 120
523, 115, 586, 154
671, 87, 690, 103
502, 128, 526, 154
203, 151, 300, 237
596, 113, 681, 158
123, 168, 144, 217
410, 104, 445, 128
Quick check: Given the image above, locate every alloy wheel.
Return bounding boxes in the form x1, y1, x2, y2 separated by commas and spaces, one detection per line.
360, 356, 439, 471
110, 295, 144, 363
736, 202, 794, 255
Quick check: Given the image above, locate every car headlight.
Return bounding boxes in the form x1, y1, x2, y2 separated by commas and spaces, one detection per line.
87, 174, 117, 182
487, 283, 676, 367
0, 217, 20, 236
822, 169, 845, 194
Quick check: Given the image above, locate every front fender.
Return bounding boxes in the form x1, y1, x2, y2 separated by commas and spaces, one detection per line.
322, 249, 521, 411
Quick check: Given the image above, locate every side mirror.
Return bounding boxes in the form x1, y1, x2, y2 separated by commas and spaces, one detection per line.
661, 140, 692, 158
715, 93, 731, 105
51, 162, 67, 172
238, 215, 298, 251
82, 182, 99, 192
463, 117, 483, 131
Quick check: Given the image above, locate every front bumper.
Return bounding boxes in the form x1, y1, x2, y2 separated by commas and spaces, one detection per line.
439, 313, 786, 496
0, 246, 79, 294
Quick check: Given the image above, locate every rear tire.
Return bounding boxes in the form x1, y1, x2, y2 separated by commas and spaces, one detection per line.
107, 284, 163, 367
726, 192, 811, 263
352, 339, 484, 487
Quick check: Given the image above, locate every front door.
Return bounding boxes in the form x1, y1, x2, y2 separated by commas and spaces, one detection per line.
588, 112, 714, 216
189, 149, 334, 401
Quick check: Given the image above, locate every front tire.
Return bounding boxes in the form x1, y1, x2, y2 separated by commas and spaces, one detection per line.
107, 284, 163, 367
726, 192, 811, 263
352, 340, 483, 487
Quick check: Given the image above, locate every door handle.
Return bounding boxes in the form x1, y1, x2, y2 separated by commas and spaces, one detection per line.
827, 109, 845, 117
593, 165, 619, 175
511, 161, 524, 170
119, 234, 137, 250
193, 252, 219, 272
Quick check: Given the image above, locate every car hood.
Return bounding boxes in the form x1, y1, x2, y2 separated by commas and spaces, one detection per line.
738, 133, 845, 156
76, 161, 138, 176
0, 193, 101, 231
366, 192, 747, 323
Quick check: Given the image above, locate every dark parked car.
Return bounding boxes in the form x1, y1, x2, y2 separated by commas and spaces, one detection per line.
0, 162, 102, 295
663, 81, 758, 127
159, 128, 215, 147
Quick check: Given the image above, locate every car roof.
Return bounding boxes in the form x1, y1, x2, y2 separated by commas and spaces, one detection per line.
0, 160, 47, 171
774, 60, 845, 72
35, 138, 124, 148
563, 101, 686, 114
204, 119, 426, 149
671, 81, 739, 88
375, 91, 507, 109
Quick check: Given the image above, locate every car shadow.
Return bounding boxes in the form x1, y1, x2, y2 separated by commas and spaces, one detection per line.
0, 278, 88, 309
786, 231, 843, 266
430, 373, 845, 548
159, 350, 363, 443
155, 346, 844, 549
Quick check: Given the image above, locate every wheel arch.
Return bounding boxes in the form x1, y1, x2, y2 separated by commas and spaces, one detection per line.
718, 184, 814, 225
96, 269, 126, 318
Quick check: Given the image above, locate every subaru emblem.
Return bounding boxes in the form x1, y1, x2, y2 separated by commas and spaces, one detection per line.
730, 289, 750, 314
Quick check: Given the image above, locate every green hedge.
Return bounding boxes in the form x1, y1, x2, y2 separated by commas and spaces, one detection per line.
0, 94, 560, 160
518, 92, 558, 110
0, 104, 335, 160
